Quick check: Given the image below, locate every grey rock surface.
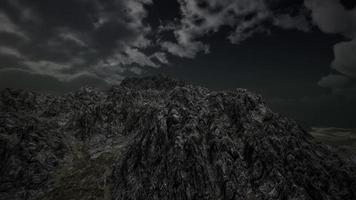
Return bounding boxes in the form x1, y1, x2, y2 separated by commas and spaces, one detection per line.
0, 76, 355, 200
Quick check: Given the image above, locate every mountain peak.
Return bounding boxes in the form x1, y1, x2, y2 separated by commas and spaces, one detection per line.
0, 76, 355, 200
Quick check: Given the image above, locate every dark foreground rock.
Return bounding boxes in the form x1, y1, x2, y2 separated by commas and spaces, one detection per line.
0, 76, 355, 200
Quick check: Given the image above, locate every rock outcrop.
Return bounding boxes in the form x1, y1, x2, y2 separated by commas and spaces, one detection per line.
0, 76, 355, 200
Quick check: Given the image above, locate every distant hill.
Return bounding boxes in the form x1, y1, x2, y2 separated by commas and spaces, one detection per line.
310, 127, 356, 163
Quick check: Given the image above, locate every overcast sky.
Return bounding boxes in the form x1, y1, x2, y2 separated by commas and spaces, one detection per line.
0, 0, 355, 128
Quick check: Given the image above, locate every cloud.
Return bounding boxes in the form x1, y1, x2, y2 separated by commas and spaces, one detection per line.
151, 52, 169, 64
6, 0, 41, 23
0, 47, 24, 59
305, 0, 356, 89
22, 60, 93, 82
0, 0, 169, 85
228, 11, 270, 44
58, 30, 87, 47
158, 0, 310, 57
0, 68, 109, 94
129, 66, 143, 75
159, 0, 270, 56
0, 12, 28, 40
318, 74, 351, 88
0, 0, 313, 86
272, 14, 310, 32
305, 0, 355, 37
332, 39, 356, 78
161, 41, 209, 58
124, 47, 159, 68
7, 0, 352, 91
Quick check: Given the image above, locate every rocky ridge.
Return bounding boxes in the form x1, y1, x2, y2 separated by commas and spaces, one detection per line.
0, 76, 355, 200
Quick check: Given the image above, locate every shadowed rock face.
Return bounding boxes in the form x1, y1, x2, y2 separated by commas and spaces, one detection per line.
0, 76, 355, 200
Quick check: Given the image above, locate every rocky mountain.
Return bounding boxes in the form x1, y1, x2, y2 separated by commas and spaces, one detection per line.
0, 76, 355, 200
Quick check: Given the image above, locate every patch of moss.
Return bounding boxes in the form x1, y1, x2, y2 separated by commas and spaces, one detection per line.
40, 145, 116, 200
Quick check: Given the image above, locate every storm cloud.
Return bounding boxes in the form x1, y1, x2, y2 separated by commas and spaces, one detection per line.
0, 0, 167, 85
0, 0, 314, 85
0, 0, 355, 98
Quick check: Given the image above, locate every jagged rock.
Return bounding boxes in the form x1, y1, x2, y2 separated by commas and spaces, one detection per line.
0, 76, 355, 200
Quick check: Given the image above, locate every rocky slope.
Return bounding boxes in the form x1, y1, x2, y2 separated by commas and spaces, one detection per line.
0, 76, 355, 200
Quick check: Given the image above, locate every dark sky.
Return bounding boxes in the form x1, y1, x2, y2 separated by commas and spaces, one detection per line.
0, 0, 356, 128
